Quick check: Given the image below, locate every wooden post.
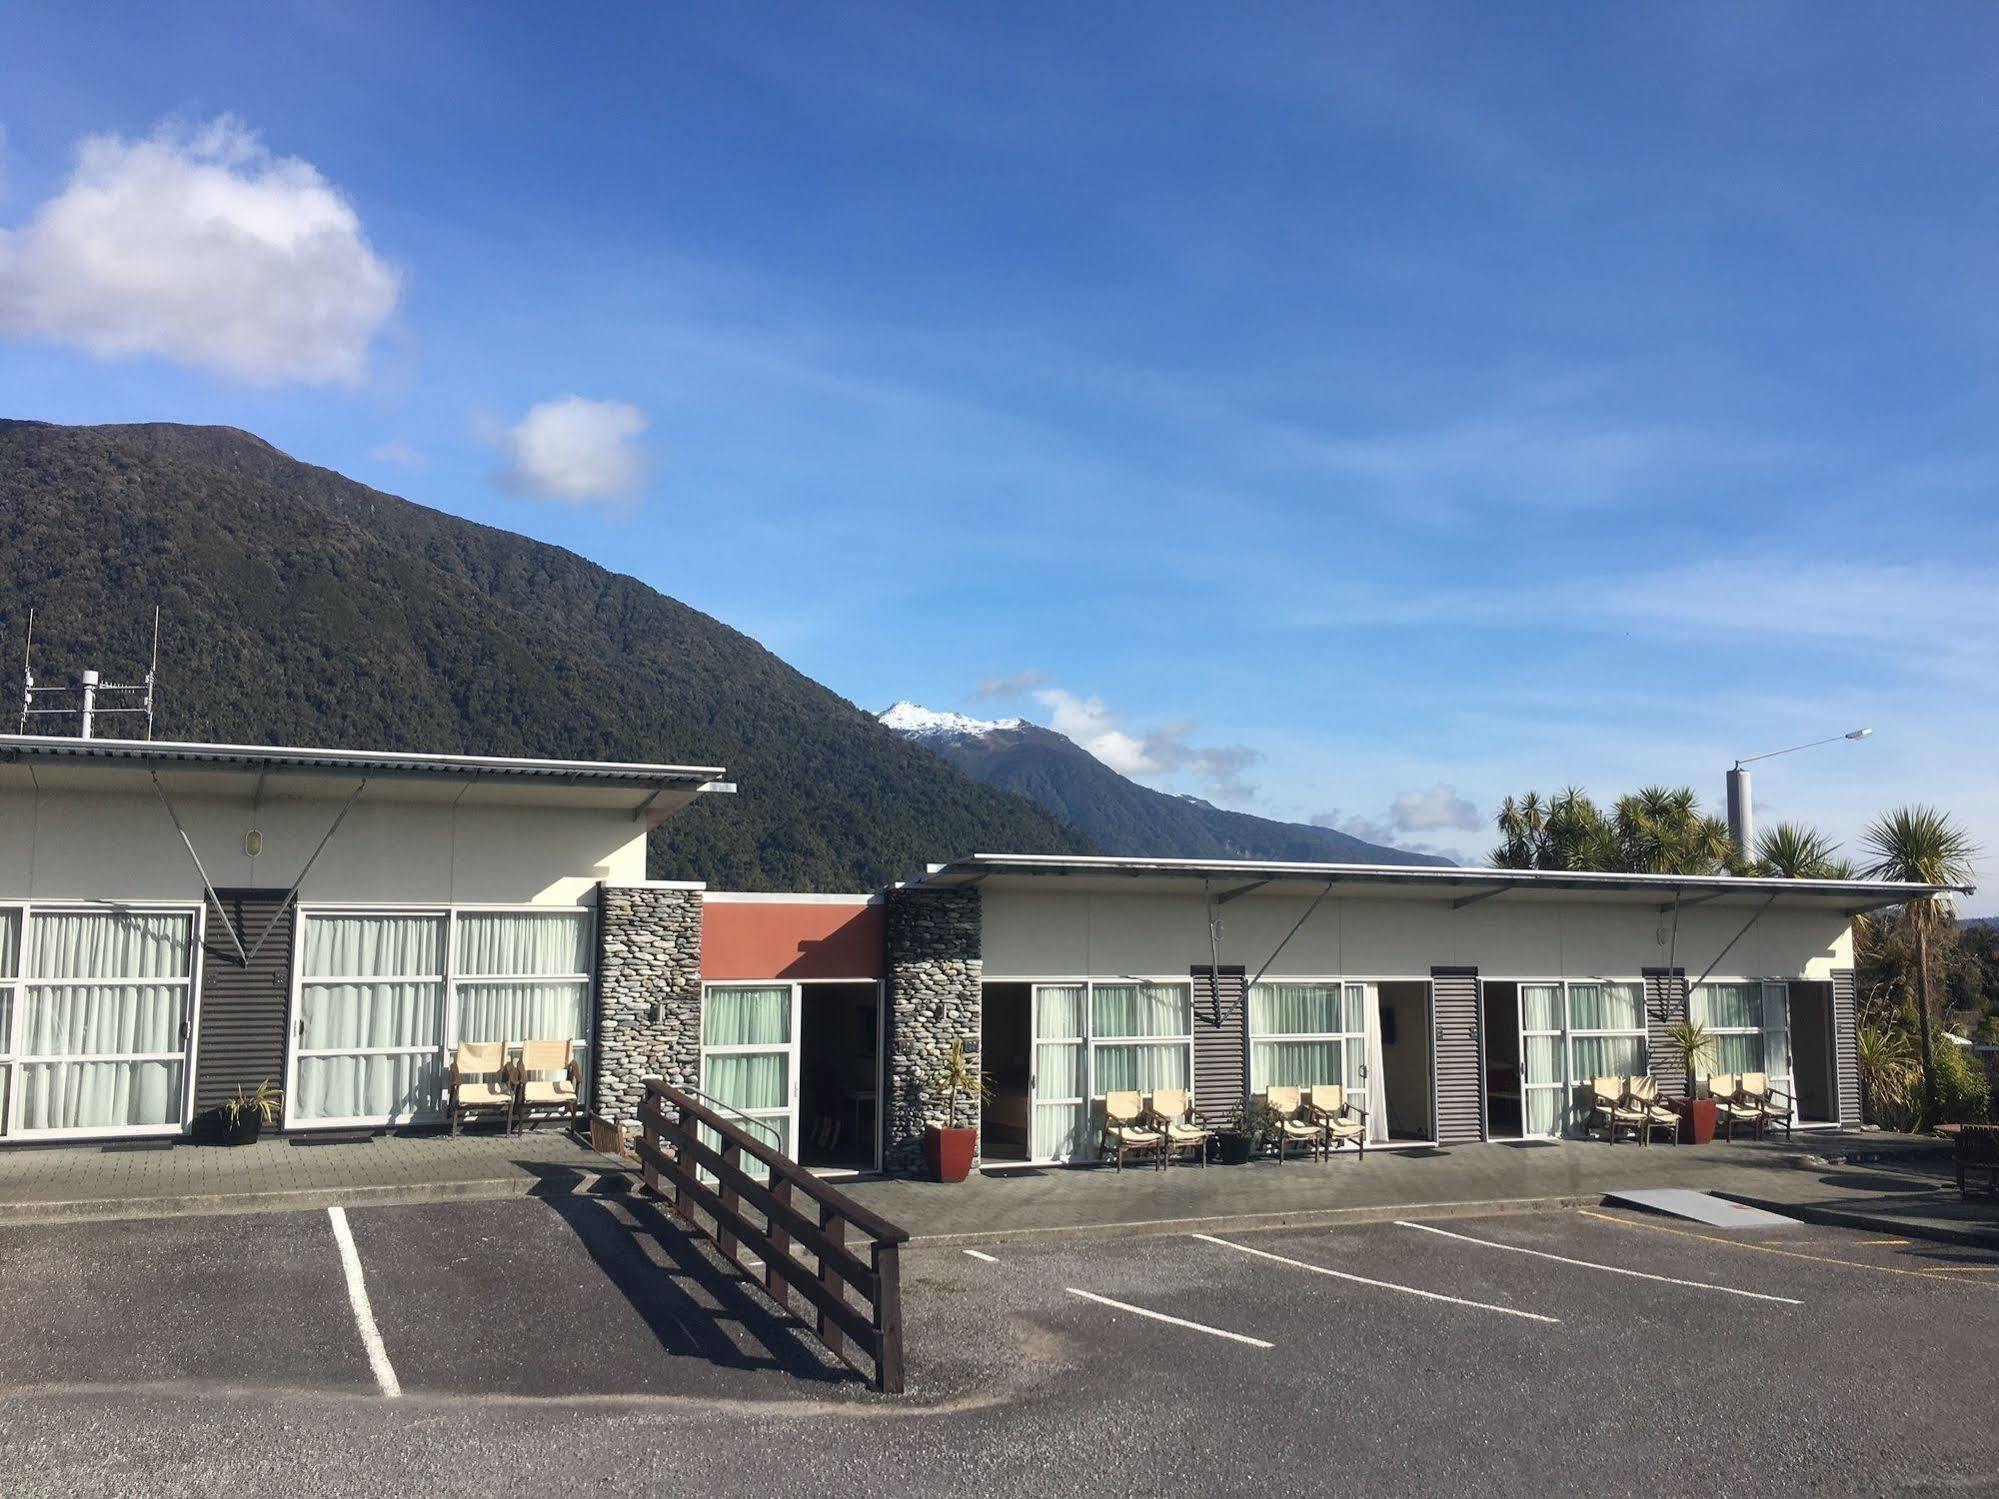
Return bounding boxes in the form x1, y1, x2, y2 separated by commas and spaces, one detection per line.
818, 1204, 846, 1366
872, 1239, 905, 1395
718, 1142, 742, 1263
766, 1177, 793, 1312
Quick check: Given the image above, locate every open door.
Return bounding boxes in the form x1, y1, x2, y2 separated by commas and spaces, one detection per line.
1761, 981, 1794, 1126
1519, 982, 1567, 1137
1030, 983, 1089, 1162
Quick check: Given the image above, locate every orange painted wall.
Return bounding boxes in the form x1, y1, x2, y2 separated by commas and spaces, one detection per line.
700, 900, 885, 980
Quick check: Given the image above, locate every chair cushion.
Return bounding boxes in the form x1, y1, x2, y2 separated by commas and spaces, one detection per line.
1166, 1123, 1210, 1142
456, 1083, 512, 1107
1326, 1119, 1364, 1138
1109, 1126, 1162, 1144
522, 1080, 577, 1105
1279, 1121, 1320, 1137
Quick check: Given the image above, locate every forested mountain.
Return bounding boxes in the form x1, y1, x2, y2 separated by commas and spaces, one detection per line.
0, 419, 1091, 889
881, 703, 1452, 867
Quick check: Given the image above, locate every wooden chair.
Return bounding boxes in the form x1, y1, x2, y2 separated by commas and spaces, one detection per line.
1264, 1086, 1325, 1163
1737, 1072, 1793, 1141
512, 1039, 583, 1134
1146, 1088, 1213, 1167
1304, 1083, 1368, 1158
1955, 1124, 1999, 1201
1705, 1073, 1761, 1142
446, 1041, 514, 1136
1099, 1090, 1165, 1171
1586, 1075, 1647, 1144
1625, 1074, 1680, 1146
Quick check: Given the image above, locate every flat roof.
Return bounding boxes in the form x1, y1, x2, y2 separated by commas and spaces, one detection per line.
907, 853, 1969, 914
0, 734, 735, 823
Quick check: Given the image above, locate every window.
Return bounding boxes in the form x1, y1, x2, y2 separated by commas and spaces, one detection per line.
1089, 982, 1192, 1095
10, 908, 196, 1134
290, 905, 596, 1128
1567, 981, 1647, 1083
1249, 981, 1364, 1094
701, 984, 794, 1159
1692, 982, 1776, 1077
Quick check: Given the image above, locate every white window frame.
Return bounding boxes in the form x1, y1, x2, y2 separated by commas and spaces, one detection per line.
1691, 978, 1792, 1112
699, 981, 800, 1166
1563, 979, 1650, 1100
286, 902, 595, 1131
1491, 974, 1647, 1139
1, 899, 205, 1142
1024, 976, 1195, 1164
1246, 978, 1367, 1096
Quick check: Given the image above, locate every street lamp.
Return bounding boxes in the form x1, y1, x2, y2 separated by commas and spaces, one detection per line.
1726, 728, 1873, 859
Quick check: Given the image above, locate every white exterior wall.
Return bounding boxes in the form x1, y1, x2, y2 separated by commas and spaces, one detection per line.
980, 888, 1853, 982
0, 786, 645, 906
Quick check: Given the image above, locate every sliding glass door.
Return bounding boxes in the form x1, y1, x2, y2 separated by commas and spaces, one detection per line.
5, 907, 198, 1137
1518, 982, 1567, 1137
1516, 979, 1650, 1138
288, 906, 595, 1129
700, 983, 797, 1160
1028, 979, 1193, 1163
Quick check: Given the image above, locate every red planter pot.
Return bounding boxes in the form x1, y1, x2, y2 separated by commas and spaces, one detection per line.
924, 1124, 977, 1183
1672, 1098, 1717, 1145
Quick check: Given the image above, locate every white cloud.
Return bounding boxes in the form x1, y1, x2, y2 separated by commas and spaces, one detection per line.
488, 396, 649, 504
1387, 782, 1482, 833
975, 668, 1046, 700
1032, 686, 1260, 800
370, 441, 426, 469
0, 116, 400, 385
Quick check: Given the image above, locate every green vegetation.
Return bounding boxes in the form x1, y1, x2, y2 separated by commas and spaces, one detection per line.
0, 419, 1091, 890
1491, 785, 1736, 874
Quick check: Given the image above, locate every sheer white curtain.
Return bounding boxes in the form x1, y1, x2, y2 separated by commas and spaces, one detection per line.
295, 913, 445, 1122
455, 911, 589, 977
1250, 983, 1342, 1035
1091, 982, 1190, 1100
1031, 985, 1089, 1161
452, 911, 592, 1095
17, 910, 193, 1132
704, 985, 792, 1047
1363, 987, 1388, 1143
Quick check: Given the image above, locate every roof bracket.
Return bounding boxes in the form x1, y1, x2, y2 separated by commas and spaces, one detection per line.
1687, 893, 1780, 993
1452, 885, 1511, 910
1213, 879, 1270, 906
1246, 880, 1338, 994
1657, 890, 1724, 914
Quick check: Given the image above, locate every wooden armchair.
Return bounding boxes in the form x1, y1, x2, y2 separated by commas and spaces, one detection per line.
1304, 1083, 1368, 1158
1737, 1072, 1793, 1141
512, 1038, 583, 1135
1146, 1088, 1213, 1168
1705, 1073, 1761, 1141
1625, 1074, 1680, 1145
446, 1041, 515, 1136
1586, 1075, 1647, 1144
1264, 1086, 1325, 1163
1099, 1090, 1166, 1171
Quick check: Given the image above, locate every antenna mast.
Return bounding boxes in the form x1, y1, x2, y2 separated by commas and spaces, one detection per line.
19, 608, 163, 740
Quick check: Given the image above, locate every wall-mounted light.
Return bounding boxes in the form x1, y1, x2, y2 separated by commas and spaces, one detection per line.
244, 829, 263, 859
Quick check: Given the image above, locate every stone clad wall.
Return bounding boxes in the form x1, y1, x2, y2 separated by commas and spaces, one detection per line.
883, 886, 983, 1173
594, 884, 704, 1130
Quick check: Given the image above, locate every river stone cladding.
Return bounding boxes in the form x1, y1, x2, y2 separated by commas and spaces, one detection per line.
884, 886, 983, 1173
594, 884, 704, 1131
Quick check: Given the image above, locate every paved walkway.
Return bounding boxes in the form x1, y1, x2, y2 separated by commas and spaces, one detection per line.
0, 1128, 623, 1223
842, 1132, 1978, 1245
2, 1124, 1985, 1250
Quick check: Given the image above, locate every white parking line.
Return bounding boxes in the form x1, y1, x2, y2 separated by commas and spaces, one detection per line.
1191, 1232, 1559, 1324
1065, 1287, 1274, 1348
1395, 1220, 1803, 1305
326, 1206, 401, 1398
962, 1248, 1000, 1264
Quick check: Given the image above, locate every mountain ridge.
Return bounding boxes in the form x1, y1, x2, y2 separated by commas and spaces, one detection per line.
0, 418, 1094, 890
879, 701, 1455, 867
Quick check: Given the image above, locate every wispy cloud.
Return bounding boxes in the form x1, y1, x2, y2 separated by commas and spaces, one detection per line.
370, 440, 426, 470
480, 396, 649, 506
1029, 685, 1262, 803
975, 667, 1046, 699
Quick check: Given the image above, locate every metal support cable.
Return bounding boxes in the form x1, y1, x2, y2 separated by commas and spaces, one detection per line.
240, 779, 369, 967
151, 771, 247, 966
1246, 880, 1337, 995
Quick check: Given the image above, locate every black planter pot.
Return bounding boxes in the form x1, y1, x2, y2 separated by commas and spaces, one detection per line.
218, 1110, 265, 1147
1216, 1131, 1255, 1165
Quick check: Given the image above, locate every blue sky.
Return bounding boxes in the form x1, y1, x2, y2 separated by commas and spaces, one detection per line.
2, 4, 1995, 902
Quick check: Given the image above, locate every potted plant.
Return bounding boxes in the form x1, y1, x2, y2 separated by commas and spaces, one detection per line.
922, 1037, 991, 1183
1216, 1095, 1281, 1164
1662, 1021, 1719, 1144
217, 1080, 283, 1146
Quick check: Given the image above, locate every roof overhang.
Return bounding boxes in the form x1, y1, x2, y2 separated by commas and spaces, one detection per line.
0, 734, 735, 826
907, 853, 1970, 917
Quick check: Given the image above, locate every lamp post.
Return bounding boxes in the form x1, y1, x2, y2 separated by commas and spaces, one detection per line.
1726, 728, 1873, 860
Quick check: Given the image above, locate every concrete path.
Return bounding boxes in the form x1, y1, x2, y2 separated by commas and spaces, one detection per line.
0, 1128, 624, 1224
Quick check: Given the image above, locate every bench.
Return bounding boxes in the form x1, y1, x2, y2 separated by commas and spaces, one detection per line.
1955, 1123, 1999, 1201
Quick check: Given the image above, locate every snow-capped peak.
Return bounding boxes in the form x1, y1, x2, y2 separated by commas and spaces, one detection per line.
879, 701, 1023, 739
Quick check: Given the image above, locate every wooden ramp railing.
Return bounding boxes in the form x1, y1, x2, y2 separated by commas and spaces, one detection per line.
635, 1079, 909, 1393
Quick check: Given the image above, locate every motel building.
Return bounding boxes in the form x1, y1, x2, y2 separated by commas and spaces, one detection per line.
0, 732, 1951, 1171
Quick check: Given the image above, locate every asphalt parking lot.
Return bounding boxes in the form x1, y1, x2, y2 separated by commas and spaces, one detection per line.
1, 1194, 1995, 1496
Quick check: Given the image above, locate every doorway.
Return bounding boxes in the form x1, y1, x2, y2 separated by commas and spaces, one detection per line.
1482, 982, 1523, 1139
798, 981, 881, 1172
1788, 981, 1837, 1124
980, 983, 1031, 1162
1375, 981, 1434, 1140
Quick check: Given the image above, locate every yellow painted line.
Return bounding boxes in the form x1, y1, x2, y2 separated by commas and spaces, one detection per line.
1859, 1238, 1911, 1246
1576, 1210, 1999, 1288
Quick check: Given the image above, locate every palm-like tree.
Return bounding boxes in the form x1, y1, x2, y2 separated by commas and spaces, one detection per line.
1855, 1023, 1919, 1126
1755, 822, 1856, 880
1612, 786, 1735, 875
1863, 806, 1981, 1127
